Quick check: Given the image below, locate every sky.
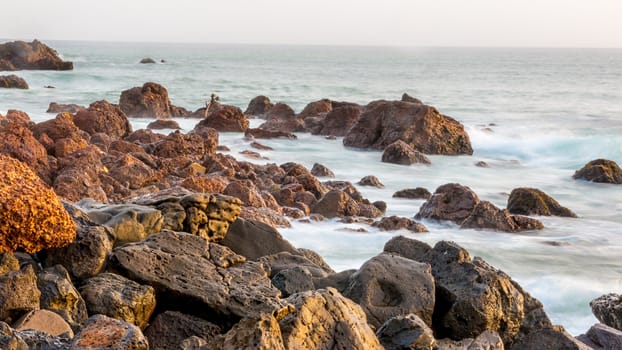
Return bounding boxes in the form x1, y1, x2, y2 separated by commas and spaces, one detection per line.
4, 0, 622, 48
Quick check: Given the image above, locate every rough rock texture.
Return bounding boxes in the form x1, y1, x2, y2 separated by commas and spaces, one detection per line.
144, 311, 221, 350
259, 103, 305, 133
312, 189, 359, 218
314, 105, 362, 136
110, 231, 292, 325
279, 288, 383, 350
342, 253, 435, 328
0, 155, 76, 253
573, 159, 622, 184
577, 323, 622, 350
13, 309, 73, 337
260, 252, 333, 280
376, 314, 435, 350
245, 95, 274, 117
47, 102, 86, 114
310, 163, 335, 178
343, 100, 473, 155
210, 314, 284, 350
74, 100, 132, 139
0, 266, 40, 324
372, 216, 428, 233
32, 112, 89, 157
80, 273, 156, 330
509, 327, 590, 350
0, 253, 19, 276
0, 113, 51, 182
272, 267, 315, 297
70, 314, 148, 350
507, 187, 577, 217
590, 294, 622, 331
0, 321, 29, 349
195, 104, 249, 132
393, 188, 432, 200
402, 93, 423, 104
37, 265, 88, 331
221, 218, 299, 260
147, 119, 180, 130
382, 140, 432, 165
358, 175, 385, 188
244, 128, 297, 139
383, 236, 432, 262
179, 193, 242, 242
0, 40, 73, 71
415, 183, 480, 224
461, 201, 544, 232
119, 82, 175, 118
0, 75, 28, 89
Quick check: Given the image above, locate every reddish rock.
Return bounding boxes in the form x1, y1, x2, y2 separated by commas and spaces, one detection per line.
53, 146, 108, 202
245, 128, 297, 139
108, 140, 145, 155
312, 190, 359, 218
74, 100, 132, 139
310, 163, 335, 178
245, 95, 274, 117
415, 183, 480, 224
53, 137, 89, 158
194, 104, 249, 132
181, 176, 228, 193
3, 109, 31, 125
147, 119, 181, 130
357, 175, 384, 188
32, 112, 90, 156
460, 201, 544, 232
372, 216, 428, 233
46, 102, 85, 114
0, 75, 28, 89
298, 99, 332, 119
344, 100, 473, 155
107, 154, 160, 190
314, 105, 362, 136
0, 40, 73, 71
0, 117, 51, 182
401, 93, 423, 104
149, 129, 217, 160
382, 140, 431, 165
224, 181, 268, 208
125, 128, 165, 145
70, 315, 148, 349
259, 103, 305, 133
507, 187, 577, 217
393, 188, 432, 200
573, 159, 622, 184
119, 82, 174, 118
240, 207, 291, 228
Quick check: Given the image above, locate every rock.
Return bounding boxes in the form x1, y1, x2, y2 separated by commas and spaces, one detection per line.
590, 293, 622, 331
357, 175, 385, 188
298, 99, 333, 119
509, 327, 590, 350
312, 189, 359, 218
37, 265, 88, 331
194, 104, 249, 132
577, 323, 622, 350
436, 330, 504, 350
0, 266, 40, 324
476, 160, 490, 168
0, 321, 29, 349
383, 236, 432, 261
105, 153, 160, 191
46, 102, 86, 114
13, 329, 71, 349
144, 311, 221, 350
461, 201, 544, 232
298, 248, 335, 274
147, 119, 180, 130
0, 75, 28, 89
376, 314, 435, 350
382, 140, 432, 165
415, 183, 480, 224
314, 105, 362, 136
110, 231, 292, 325
220, 218, 299, 260
401, 93, 423, 104
0, 114, 51, 182
342, 253, 435, 328
210, 314, 284, 350
125, 129, 165, 145
507, 188, 577, 218
245, 95, 274, 117
244, 128, 297, 139
344, 100, 473, 155
250, 141, 273, 150
0, 155, 76, 253
74, 100, 133, 139
79, 273, 156, 330
393, 188, 432, 200
179, 193, 242, 242
310, 163, 335, 177
70, 314, 148, 350
573, 159, 622, 184
279, 288, 383, 349
149, 128, 217, 160
13, 309, 73, 338
0, 254, 19, 276
260, 251, 333, 280
313, 269, 356, 292
259, 103, 305, 133
272, 267, 315, 297
0, 40, 73, 71
139, 58, 156, 64
372, 216, 428, 233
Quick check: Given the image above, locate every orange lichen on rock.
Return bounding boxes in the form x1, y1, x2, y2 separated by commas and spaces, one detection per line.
0, 154, 76, 253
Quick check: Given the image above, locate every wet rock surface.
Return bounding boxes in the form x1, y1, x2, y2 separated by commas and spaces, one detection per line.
507, 187, 577, 217
573, 159, 622, 184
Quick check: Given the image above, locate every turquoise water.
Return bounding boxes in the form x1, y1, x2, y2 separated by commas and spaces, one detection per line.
2, 41, 622, 335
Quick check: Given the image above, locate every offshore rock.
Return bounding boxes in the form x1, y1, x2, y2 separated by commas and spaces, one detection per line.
358, 175, 385, 188
139, 58, 156, 64
382, 140, 431, 165
195, 104, 249, 132
0, 40, 73, 71
393, 187, 432, 200
507, 187, 577, 217
74, 100, 133, 139
147, 119, 180, 130
245, 95, 274, 117
373, 216, 429, 233
313, 104, 362, 136
70, 314, 148, 350
37, 265, 88, 331
416, 183, 480, 224
590, 293, 622, 331
310, 163, 335, 177
344, 100, 473, 155
0, 155, 76, 253
0, 266, 40, 324
144, 311, 221, 350
376, 314, 435, 350
573, 159, 622, 184
244, 127, 297, 139
259, 103, 305, 133
119, 82, 174, 118
312, 189, 359, 218
461, 201, 544, 232
0, 75, 28, 89
47, 102, 86, 114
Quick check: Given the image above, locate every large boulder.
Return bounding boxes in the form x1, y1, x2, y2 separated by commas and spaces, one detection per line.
0, 266, 40, 324
313, 105, 362, 136
194, 104, 249, 132
148, 128, 218, 160
0, 75, 28, 89
0, 40, 73, 71
415, 183, 480, 224
53, 146, 108, 202
245, 95, 274, 117
73, 100, 132, 139
220, 218, 299, 260
573, 159, 622, 184
70, 314, 148, 350
382, 140, 431, 165
311, 189, 359, 218
119, 82, 175, 118
144, 311, 221, 350
343, 100, 473, 155
376, 314, 435, 350
509, 327, 591, 350
46, 102, 85, 114
577, 323, 622, 350
32, 111, 89, 157
259, 103, 305, 133
0, 114, 51, 182
590, 293, 622, 331
37, 265, 88, 331
0, 155, 76, 253
461, 201, 544, 232
147, 119, 180, 130
507, 187, 577, 217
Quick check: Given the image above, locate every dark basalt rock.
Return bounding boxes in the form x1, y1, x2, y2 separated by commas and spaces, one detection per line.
415, 183, 480, 224
573, 159, 622, 184
590, 293, 622, 331
376, 314, 435, 350
139, 58, 156, 64
144, 311, 221, 350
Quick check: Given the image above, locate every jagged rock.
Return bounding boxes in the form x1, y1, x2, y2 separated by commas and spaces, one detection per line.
343, 100, 473, 155
125, 128, 165, 145
13, 309, 73, 338
272, 267, 315, 297
0, 155, 76, 253
382, 140, 431, 165
0, 321, 29, 349
147, 119, 180, 130
244, 128, 297, 139
573, 159, 622, 184
279, 288, 383, 349
415, 183, 480, 224
297, 248, 334, 274
372, 216, 428, 233
120, 82, 175, 118
577, 323, 622, 350
110, 231, 292, 325
259, 103, 305, 133
148, 128, 217, 160
70, 314, 148, 350
383, 236, 433, 261
436, 330, 504, 350
0, 254, 19, 276
106, 153, 160, 190
590, 293, 622, 331
194, 104, 249, 132
312, 189, 359, 218
393, 188, 432, 200
357, 175, 385, 188
507, 187, 577, 217
210, 314, 284, 350
46, 102, 86, 114
0, 114, 51, 182
343, 253, 435, 328
73, 100, 132, 139
260, 251, 333, 279
313, 105, 362, 136
376, 314, 435, 350
0, 75, 28, 89
80, 273, 156, 330
509, 327, 590, 350
37, 265, 88, 331
0, 40, 73, 71
179, 193, 242, 242
144, 311, 221, 350
461, 201, 544, 232
223, 180, 270, 209
13, 329, 70, 349
401, 93, 423, 104
310, 163, 335, 177
220, 218, 299, 260
245, 95, 274, 117
0, 266, 40, 324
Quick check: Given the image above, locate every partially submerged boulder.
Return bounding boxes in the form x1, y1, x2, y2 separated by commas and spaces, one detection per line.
382, 140, 431, 165
507, 187, 577, 217
120, 82, 175, 118
245, 95, 274, 117
0, 75, 28, 89
416, 183, 480, 224
573, 159, 622, 184
195, 104, 249, 132
0, 40, 73, 71
73, 100, 132, 139
46, 102, 86, 114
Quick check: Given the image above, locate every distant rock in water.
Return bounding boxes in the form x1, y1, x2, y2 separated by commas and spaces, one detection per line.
245, 95, 274, 117
0, 39, 73, 71
119, 82, 188, 118
139, 58, 156, 64
46, 102, 85, 114
0, 75, 28, 89
194, 104, 249, 132
507, 187, 577, 217
573, 159, 622, 184
147, 119, 180, 130
393, 188, 431, 200
382, 140, 431, 165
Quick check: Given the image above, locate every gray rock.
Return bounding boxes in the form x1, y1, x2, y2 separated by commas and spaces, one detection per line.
591, 293, 622, 331
0, 253, 19, 276
383, 235, 432, 261
37, 265, 88, 332
220, 218, 299, 260
509, 327, 591, 350
577, 323, 622, 350
436, 330, 504, 350
271, 267, 315, 297
0, 321, 29, 349
0, 266, 40, 324
373, 216, 429, 233
259, 251, 333, 279
297, 248, 334, 274
416, 183, 480, 224
382, 140, 431, 165
376, 314, 435, 350
15, 328, 71, 349
144, 311, 221, 350
70, 314, 148, 350
460, 201, 544, 232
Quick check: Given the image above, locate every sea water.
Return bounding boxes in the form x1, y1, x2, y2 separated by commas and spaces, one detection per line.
1, 41, 622, 335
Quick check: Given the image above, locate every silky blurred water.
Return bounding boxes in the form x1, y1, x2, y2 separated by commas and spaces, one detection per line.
1, 41, 622, 335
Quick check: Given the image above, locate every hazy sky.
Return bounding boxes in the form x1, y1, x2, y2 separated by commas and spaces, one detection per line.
5, 0, 622, 47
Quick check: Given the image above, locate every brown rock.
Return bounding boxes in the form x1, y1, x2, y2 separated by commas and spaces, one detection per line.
373, 216, 428, 233
0, 75, 28, 89
0, 254, 19, 276
139, 58, 156, 64
239, 207, 291, 228
244, 128, 297, 139
250, 141, 273, 150
461, 201, 544, 232
210, 314, 284, 350
70, 314, 148, 350
221, 218, 298, 260
0, 116, 51, 182
46, 102, 85, 114
436, 330, 504, 350
401, 93, 423, 104
314, 105, 362, 136
180, 176, 228, 193
32, 112, 89, 156
0, 266, 40, 324
149, 129, 217, 160
415, 183, 480, 224
194, 104, 249, 132
298, 99, 333, 119
507, 187, 577, 217
358, 175, 385, 188
144, 311, 221, 350
393, 188, 432, 200
147, 119, 181, 130
13, 309, 73, 338
259, 103, 305, 133
244, 95, 274, 117
382, 140, 432, 165
74, 100, 132, 139
119, 82, 174, 118
312, 189, 359, 218
53, 146, 108, 202
310, 163, 335, 178
37, 265, 88, 331
573, 159, 622, 184
125, 129, 165, 145
344, 100, 473, 155
0, 40, 73, 71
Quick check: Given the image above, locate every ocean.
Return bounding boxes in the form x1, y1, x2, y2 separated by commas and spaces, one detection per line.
1, 40, 621, 335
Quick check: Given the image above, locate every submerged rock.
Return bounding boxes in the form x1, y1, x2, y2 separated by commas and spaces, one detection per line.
393, 187, 432, 200
139, 58, 156, 64
382, 140, 431, 165
461, 201, 544, 232
0, 75, 28, 89
573, 159, 622, 184
507, 187, 577, 217
0, 40, 73, 71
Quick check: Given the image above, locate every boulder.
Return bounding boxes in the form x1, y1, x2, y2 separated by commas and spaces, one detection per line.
573, 159, 622, 184
343, 253, 435, 328
210, 314, 283, 350
144, 311, 221, 350
147, 119, 180, 130
312, 189, 359, 218
577, 323, 622, 350
279, 288, 383, 349
32, 112, 89, 156
70, 314, 148, 350
590, 293, 622, 331
415, 183, 480, 224
0, 254, 19, 276
310, 163, 335, 177
106, 153, 160, 191
148, 129, 217, 160
509, 327, 591, 350
109, 231, 292, 325
245, 95, 274, 117
120, 82, 174, 118
357, 175, 385, 188
239, 206, 291, 228
401, 93, 423, 104
13, 309, 73, 338
383, 236, 432, 261
382, 140, 431, 165
0, 40, 73, 71
46, 102, 85, 114
125, 129, 165, 145
461, 201, 544, 232
0, 266, 40, 324
393, 188, 432, 200
0, 155, 76, 253
298, 99, 333, 119
73, 100, 132, 139
179, 193, 242, 242
259, 103, 305, 133
139, 58, 156, 64
313, 105, 362, 136
37, 265, 88, 331
80, 273, 156, 329
244, 128, 297, 139
223, 180, 269, 208
372, 216, 428, 233
436, 330, 504, 350
0, 116, 51, 182
250, 141, 273, 151
194, 104, 249, 132
220, 218, 299, 260
343, 100, 472, 155
376, 314, 435, 350
11, 328, 70, 349
272, 267, 315, 297
507, 188, 577, 217
260, 251, 333, 280
0, 75, 28, 89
